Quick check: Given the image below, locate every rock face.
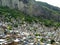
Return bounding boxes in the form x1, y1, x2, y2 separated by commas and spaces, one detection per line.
1, 0, 24, 9
0, 0, 35, 10
0, 0, 60, 22
0, 0, 35, 16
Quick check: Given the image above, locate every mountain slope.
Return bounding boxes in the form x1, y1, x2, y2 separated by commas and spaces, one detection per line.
0, 1, 60, 27
0, 7, 60, 27
26, 1, 60, 22
24, 1, 60, 22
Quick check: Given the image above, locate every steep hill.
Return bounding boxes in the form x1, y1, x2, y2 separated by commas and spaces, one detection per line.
0, 7, 60, 27
0, 0, 60, 22
0, 0, 60, 27
27, 1, 60, 22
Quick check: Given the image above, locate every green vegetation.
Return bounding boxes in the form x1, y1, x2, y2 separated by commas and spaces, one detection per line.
50, 39, 55, 44
0, 7, 38, 23
35, 34, 40, 36
0, 7, 60, 27
7, 25, 12, 30
40, 38, 46, 42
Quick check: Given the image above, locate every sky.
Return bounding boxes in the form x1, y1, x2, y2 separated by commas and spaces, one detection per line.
36, 0, 60, 8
